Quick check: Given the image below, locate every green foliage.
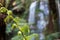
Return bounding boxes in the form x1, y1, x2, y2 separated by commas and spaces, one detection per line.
25, 34, 39, 40
6, 15, 39, 40
11, 35, 23, 40
46, 32, 60, 40
5, 0, 10, 8
11, 33, 39, 40
36, 8, 44, 15
0, 3, 3, 7
7, 10, 13, 15
6, 22, 13, 33
0, 5, 39, 40
0, 1, 44, 40
19, 24, 30, 36
0, 7, 7, 13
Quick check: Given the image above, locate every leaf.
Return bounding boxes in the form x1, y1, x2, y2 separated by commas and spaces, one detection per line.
0, 7, 8, 13
46, 32, 60, 40
26, 34, 39, 40
7, 10, 13, 15
11, 35, 23, 40
18, 31, 22, 35
19, 24, 30, 36
13, 17, 21, 23
11, 23, 17, 29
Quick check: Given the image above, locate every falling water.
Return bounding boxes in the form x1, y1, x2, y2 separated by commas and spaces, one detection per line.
28, 0, 49, 40
37, 13, 47, 40
28, 1, 37, 25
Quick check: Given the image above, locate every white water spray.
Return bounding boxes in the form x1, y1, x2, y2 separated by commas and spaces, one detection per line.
28, 1, 37, 25
28, 0, 49, 40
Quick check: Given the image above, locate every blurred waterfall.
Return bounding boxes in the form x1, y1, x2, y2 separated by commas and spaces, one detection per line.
28, 0, 49, 40
28, 1, 37, 25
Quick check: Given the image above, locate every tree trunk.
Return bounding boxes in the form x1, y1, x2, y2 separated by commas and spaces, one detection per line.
47, 0, 59, 34
0, 0, 6, 40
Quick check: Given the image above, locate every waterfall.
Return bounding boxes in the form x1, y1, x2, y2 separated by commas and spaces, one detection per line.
28, 1, 37, 25
28, 0, 49, 40
37, 13, 47, 40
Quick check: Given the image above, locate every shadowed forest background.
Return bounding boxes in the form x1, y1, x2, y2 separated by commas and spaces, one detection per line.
0, 0, 60, 40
